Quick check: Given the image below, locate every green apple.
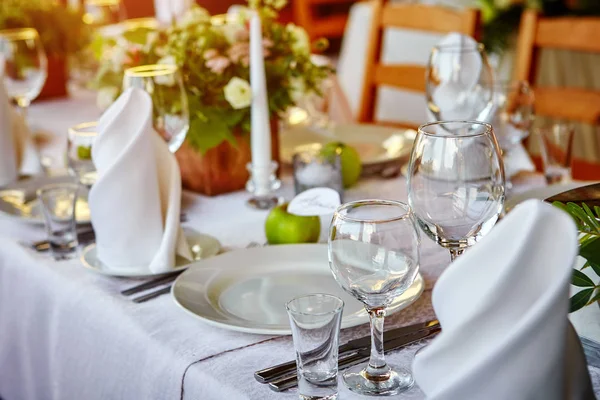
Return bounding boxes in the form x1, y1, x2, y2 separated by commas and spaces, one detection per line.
320, 142, 362, 188
265, 203, 321, 245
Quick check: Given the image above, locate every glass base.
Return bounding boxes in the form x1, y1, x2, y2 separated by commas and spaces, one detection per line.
343, 363, 414, 396
246, 195, 281, 210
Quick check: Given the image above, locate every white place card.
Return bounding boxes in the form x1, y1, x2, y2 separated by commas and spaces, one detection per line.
287, 188, 341, 216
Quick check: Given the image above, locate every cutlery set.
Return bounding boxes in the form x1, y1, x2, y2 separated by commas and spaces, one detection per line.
255, 319, 441, 392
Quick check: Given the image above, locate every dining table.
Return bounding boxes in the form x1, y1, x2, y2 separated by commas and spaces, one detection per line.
1, 88, 600, 400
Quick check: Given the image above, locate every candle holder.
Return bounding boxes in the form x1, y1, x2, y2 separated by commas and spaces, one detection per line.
246, 161, 282, 209
293, 149, 344, 201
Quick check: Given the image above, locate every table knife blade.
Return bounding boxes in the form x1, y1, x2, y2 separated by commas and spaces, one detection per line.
255, 319, 439, 384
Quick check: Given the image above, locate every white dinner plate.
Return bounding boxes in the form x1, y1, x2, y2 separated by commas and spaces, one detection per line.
171, 244, 424, 335
280, 123, 416, 167
0, 175, 90, 225
504, 181, 597, 211
80, 229, 221, 279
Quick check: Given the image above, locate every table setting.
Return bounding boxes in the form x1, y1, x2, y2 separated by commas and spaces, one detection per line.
1, 1, 600, 400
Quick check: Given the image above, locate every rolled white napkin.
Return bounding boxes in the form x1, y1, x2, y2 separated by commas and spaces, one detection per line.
413, 199, 594, 400
89, 88, 192, 273
0, 78, 41, 186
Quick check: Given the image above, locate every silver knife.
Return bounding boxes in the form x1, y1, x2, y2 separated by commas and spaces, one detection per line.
268, 325, 441, 392
255, 319, 439, 384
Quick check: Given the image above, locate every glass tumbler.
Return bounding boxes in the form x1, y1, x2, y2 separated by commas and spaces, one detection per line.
287, 294, 344, 400
293, 149, 344, 200
37, 183, 79, 260
67, 121, 98, 188
537, 122, 575, 184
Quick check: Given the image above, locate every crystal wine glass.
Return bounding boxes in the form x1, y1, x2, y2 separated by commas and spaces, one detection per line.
407, 121, 505, 261
426, 42, 495, 123
0, 28, 47, 116
67, 121, 98, 188
123, 64, 189, 153
83, 0, 126, 26
329, 200, 420, 396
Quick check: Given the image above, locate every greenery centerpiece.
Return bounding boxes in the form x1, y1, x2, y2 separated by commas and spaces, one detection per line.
0, 0, 91, 98
92, 0, 330, 195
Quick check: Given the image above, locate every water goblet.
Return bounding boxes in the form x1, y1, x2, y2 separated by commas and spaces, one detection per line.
426, 42, 495, 123
37, 183, 80, 260
123, 64, 189, 153
0, 28, 48, 116
67, 121, 98, 188
329, 200, 420, 395
407, 121, 505, 261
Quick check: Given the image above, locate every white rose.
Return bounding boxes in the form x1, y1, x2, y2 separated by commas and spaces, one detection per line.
97, 87, 119, 110
154, 56, 177, 86
224, 77, 252, 109
286, 24, 310, 55
110, 46, 128, 73
179, 7, 210, 27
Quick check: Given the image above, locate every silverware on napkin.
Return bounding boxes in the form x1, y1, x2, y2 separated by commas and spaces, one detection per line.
266, 322, 441, 392
255, 319, 440, 386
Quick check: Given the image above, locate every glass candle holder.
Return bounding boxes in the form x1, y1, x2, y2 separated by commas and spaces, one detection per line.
293, 149, 344, 200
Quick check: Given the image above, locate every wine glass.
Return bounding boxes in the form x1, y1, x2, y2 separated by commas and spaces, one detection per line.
329, 200, 420, 396
407, 121, 505, 261
491, 81, 534, 190
123, 64, 189, 153
83, 0, 126, 26
0, 28, 47, 115
426, 42, 495, 123
67, 121, 98, 188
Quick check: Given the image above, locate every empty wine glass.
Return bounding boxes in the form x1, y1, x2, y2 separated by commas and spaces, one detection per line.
426, 42, 494, 123
83, 0, 126, 26
123, 64, 189, 153
0, 28, 48, 115
407, 121, 505, 261
67, 121, 98, 188
329, 200, 420, 396
491, 81, 534, 190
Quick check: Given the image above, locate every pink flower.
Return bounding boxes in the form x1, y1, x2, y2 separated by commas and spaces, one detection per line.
206, 56, 231, 75
262, 38, 274, 48
235, 29, 250, 42
203, 49, 219, 60
228, 42, 250, 64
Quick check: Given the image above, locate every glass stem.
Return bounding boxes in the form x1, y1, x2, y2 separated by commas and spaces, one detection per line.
449, 248, 464, 261
365, 307, 390, 381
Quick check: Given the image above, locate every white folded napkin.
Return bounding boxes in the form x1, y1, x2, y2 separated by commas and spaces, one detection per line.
89, 88, 192, 273
0, 78, 41, 186
413, 199, 594, 400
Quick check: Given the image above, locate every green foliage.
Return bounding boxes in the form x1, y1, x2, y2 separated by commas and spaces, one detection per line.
552, 201, 600, 312
92, 0, 332, 153
0, 0, 91, 57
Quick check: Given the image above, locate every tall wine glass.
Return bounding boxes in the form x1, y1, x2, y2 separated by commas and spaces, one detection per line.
407, 121, 505, 261
329, 200, 420, 396
0, 28, 47, 116
426, 42, 494, 123
83, 0, 126, 26
123, 64, 189, 153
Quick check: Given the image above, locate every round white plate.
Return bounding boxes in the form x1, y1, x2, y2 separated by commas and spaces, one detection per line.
80, 230, 221, 278
171, 244, 424, 335
0, 175, 90, 225
505, 181, 596, 211
280, 123, 416, 167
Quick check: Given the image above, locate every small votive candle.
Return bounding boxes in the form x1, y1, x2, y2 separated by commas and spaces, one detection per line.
293, 149, 343, 200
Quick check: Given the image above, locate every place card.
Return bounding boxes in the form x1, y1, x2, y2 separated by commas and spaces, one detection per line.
287, 187, 341, 216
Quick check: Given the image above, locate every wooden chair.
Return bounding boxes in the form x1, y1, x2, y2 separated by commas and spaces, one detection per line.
515, 10, 600, 179
293, 0, 357, 41
357, 1, 481, 129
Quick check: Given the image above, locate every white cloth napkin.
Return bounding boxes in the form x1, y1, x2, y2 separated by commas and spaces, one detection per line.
89, 88, 191, 273
0, 78, 40, 186
413, 199, 595, 400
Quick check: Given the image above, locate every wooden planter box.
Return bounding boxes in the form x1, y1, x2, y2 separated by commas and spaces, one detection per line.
175, 120, 280, 196
37, 55, 68, 100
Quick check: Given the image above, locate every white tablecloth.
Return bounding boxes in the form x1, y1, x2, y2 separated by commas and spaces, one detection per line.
0, 90, 598, 400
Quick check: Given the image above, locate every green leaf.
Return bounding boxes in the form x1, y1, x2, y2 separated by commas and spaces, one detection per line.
594, 206, 600, 218
567, 202, 599, 232
582, 203, 600, 230
589, 260, 600, 278
186, 108, 237, 154
587, 289, 600, 306
572, 269, 595, 287
570, 288, 594, 313
580, 237, 600, 267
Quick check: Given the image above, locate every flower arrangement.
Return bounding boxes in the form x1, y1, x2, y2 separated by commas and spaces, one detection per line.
92, 0, 331, 154
479, 0, 600, 54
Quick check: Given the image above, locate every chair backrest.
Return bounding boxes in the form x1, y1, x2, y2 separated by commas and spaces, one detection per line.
357, 1, 481, 127
515, 10, 600, 124
293, 0, 357, 41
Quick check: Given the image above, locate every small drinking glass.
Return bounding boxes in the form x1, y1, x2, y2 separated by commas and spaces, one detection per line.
37, 184, 79, 260
287, 294, 344, 400
83, 0, 126, 26
293, 149, 344, 199
537, 122, 575, 184
67, 121, 98, 188
123, 64, 189, 153
407, 121, 505, 261
0, 28, 48, 115
426, 42, 495, 123
329, 200, 420, 396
